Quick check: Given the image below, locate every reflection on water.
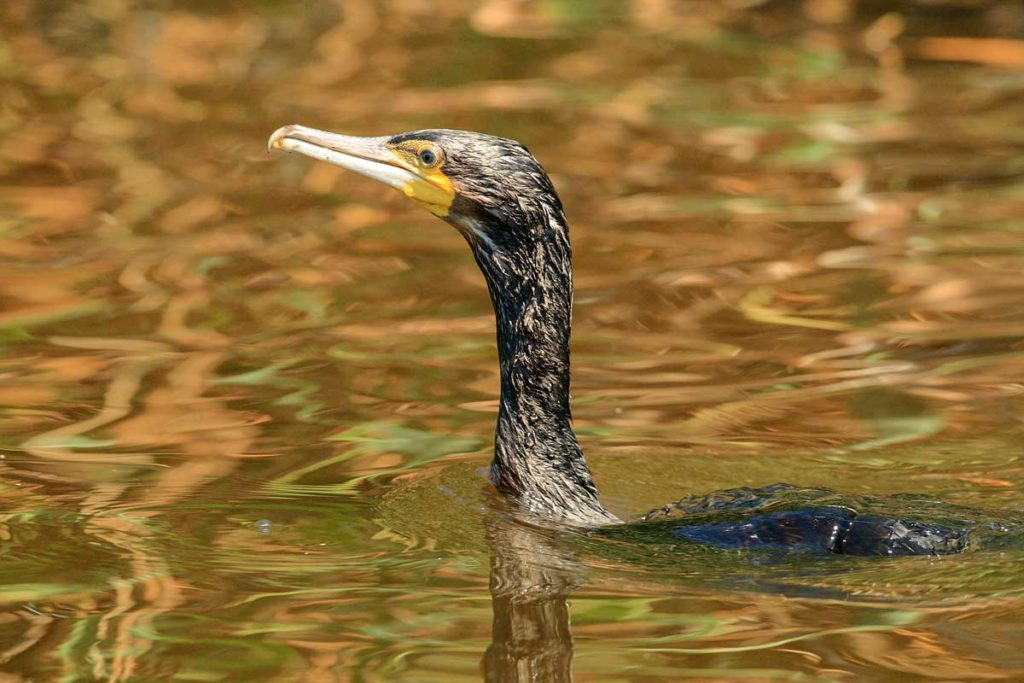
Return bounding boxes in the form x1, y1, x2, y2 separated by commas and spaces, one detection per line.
484, 514, 577, 682
2, 0, 1024, 679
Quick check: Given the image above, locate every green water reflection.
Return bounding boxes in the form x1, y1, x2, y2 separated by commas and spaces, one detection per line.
2, 0, 1024, 680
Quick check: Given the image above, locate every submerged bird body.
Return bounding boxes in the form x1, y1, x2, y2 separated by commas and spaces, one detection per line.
269, 125, 973, 555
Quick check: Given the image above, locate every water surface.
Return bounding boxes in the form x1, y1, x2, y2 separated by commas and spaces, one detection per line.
2, 0, 1024, 680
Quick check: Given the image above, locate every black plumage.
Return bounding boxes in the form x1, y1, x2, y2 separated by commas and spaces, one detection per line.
410, 131, 614, 524
270, 125, 978, 555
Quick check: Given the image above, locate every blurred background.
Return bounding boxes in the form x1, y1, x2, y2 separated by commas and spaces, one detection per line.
1, 0, 1024, 680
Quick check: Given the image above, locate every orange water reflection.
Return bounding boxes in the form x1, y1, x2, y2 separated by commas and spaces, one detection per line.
2, 0, 1024, 680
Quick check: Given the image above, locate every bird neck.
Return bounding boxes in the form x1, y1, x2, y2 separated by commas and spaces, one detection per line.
458, 207, 616, 526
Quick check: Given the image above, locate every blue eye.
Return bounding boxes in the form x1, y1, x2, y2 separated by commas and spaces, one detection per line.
418, 148, 438, 166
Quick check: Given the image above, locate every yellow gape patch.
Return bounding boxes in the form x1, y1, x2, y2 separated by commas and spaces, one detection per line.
401, 170, 453, 217
389, 141, 455, 217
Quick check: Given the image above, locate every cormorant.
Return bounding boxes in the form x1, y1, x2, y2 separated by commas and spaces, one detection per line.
268, 125, 970, 556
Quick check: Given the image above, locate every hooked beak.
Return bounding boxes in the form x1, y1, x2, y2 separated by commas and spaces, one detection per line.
268, 125, 454, 216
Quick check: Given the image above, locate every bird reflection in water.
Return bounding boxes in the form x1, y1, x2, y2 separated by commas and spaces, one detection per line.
482, 512, 577, 682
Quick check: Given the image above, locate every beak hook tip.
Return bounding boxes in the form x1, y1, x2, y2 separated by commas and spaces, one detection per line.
267, 125, 298, 154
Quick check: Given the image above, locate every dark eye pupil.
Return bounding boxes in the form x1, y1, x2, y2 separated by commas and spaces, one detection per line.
419, 150, 436, 165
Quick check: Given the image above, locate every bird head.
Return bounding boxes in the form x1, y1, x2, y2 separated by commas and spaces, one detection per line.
268, 125, 567, 252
